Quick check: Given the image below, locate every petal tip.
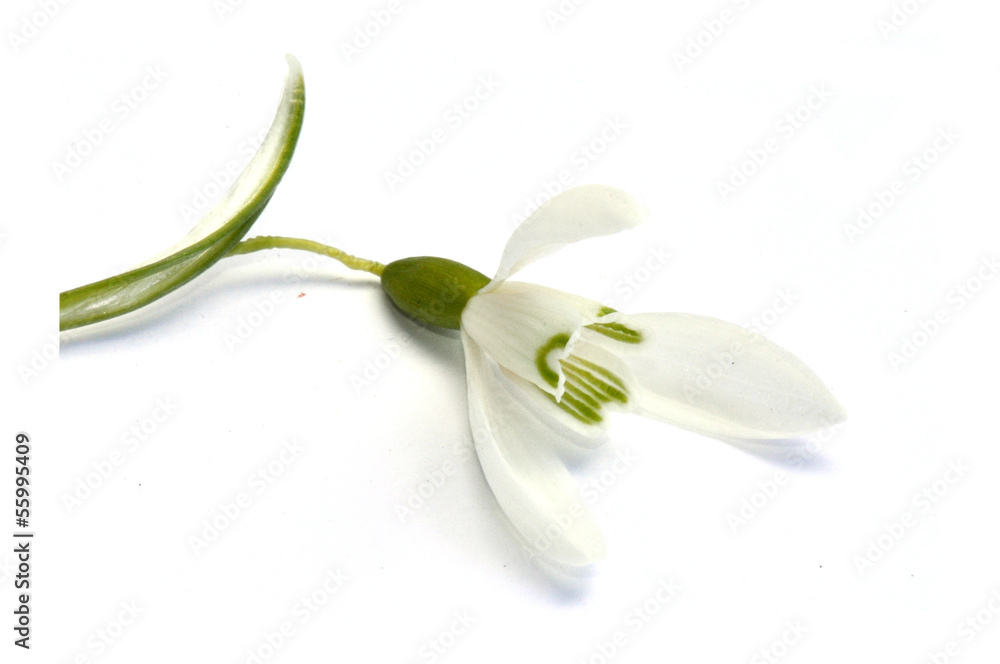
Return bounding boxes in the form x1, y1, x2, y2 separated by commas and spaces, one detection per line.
524, 525, 607, 569
817, 395, 848, 432
830, 397, 848, 424
283, 54, 304, 83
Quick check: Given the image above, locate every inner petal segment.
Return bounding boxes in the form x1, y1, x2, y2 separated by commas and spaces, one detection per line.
538, 353, 630, 426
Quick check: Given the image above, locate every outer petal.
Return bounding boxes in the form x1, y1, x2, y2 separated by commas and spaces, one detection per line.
463, 281, 632, 441
461, 281, 586, 400
495, 367, 612, 448
593, 313, 846, 440
462, 332, 606, 568
485, 184, 648, 290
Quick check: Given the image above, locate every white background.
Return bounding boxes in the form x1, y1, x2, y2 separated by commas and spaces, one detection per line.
3, 0, 1000, 662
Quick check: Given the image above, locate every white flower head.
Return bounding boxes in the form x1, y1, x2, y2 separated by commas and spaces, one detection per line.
55, 57, 843, 572
382, 185, 846, 569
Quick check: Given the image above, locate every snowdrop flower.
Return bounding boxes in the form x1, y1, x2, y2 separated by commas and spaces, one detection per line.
57, 58, 843, 571
380, 185, 846, 568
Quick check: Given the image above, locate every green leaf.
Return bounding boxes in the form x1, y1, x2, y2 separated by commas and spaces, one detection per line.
59, 55, 306, 331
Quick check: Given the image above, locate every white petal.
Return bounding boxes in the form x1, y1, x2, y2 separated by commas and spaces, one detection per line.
462, 281, 586, 399
486, 184, 648, 289
594, 313, 846, 440
462, 332, 607, 568
463, 281, 633, 440
496, 367, 611, 448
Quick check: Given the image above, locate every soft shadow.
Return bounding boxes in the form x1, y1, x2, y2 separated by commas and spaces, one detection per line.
439, 422, 598, 603
377, 296, 462, 360
719, 435, 834, 473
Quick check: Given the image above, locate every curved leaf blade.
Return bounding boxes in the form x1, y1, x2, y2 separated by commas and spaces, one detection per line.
59, 55, 306, 331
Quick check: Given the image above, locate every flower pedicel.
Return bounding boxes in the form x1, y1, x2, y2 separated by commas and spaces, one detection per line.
60, 56, 846, 569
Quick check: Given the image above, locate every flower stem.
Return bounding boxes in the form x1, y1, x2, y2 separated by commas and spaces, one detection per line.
227, 235, 385, 276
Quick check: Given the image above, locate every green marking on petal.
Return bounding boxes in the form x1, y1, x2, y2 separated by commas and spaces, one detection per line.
597, 306, 617, 317
539, 387, 602, 425
564, 381, 602, 410
586, 321, 643, 344
562, 365, 611, 403
535, 350, 630, 426
532, 329, 630, 423
561, 391, 603, 423
565, 356, 628, 396
562, 362, 626, 404
535, 333, 572, 388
